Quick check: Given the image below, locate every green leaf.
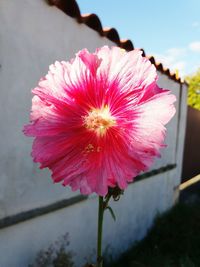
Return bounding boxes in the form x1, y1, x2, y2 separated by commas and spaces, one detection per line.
185, 68, 200, 111
106, 206, 116, 221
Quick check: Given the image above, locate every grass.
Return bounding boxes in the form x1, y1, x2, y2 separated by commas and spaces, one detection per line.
106, 200, 200, 267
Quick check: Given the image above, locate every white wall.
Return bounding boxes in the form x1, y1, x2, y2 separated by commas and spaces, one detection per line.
0, 0, 115, 219
0, 0, 187, 266
0, 170, 177, 267
153, 73, 180, 169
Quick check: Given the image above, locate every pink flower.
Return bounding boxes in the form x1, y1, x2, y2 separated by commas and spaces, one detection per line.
24, 46, 176, 196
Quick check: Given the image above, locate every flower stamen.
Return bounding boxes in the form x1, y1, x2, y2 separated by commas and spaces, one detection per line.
83, 106, 116, 137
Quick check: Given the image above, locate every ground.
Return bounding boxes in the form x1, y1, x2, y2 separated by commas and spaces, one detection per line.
106, 179, 200, 267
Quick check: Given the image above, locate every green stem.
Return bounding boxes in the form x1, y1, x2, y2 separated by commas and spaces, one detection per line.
97, 196, 104, 267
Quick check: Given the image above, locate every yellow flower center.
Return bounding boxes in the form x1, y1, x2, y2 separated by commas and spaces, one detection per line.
84, 106, 116, 137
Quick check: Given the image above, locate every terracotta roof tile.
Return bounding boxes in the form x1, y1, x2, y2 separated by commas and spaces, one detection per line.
48, 0, 184, 84
103, 27, 120, 44
81, 14, 103, 33
49, 0, 81, 20
120, 39, 134, 51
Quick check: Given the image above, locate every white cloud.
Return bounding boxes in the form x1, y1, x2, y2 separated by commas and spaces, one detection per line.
152, 42, 200, 77
153, 47, 187, 77
189, 41, 200, 52
192, 21, 199, 28
187, 64, 200, 76
166, 48, 186, 57
171, 61, 186, 74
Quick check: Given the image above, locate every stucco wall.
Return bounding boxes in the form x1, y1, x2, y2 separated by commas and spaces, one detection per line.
0, 0, 115, 219
0, 170, 177, 267
0, 0, 187, 266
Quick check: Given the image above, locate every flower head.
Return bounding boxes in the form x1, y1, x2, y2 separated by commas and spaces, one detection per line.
24, 46, 176, 196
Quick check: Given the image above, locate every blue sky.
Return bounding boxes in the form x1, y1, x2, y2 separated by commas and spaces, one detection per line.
77, 0, 200, 77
